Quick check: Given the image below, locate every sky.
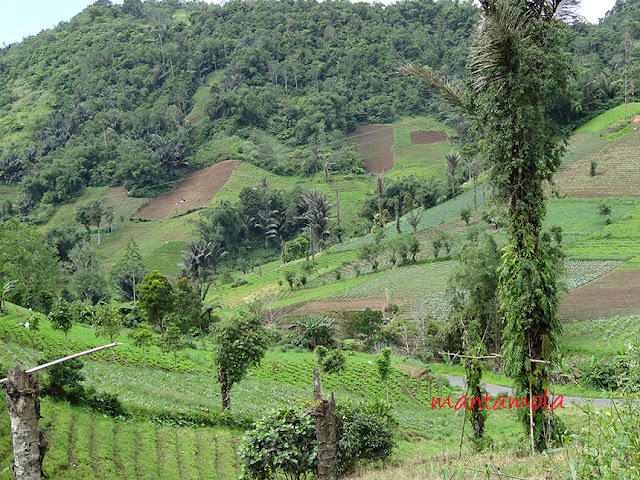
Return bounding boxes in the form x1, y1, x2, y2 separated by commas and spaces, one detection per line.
0, 0, 620, 47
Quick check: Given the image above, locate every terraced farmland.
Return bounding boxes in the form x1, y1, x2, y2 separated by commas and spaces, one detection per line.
0, 400, 241, 480
559, 260, 640, 322
554, 129, 640, 198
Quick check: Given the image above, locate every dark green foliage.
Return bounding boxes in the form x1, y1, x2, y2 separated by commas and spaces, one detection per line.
0, 218, 60, 311
590, 159, 598, 176
320, 349, 346, 382
212, 304, 269, 410
239, 408, 317, 480
239, 401, 396, 479
459, 206, 473, 225
358, 242, 382, 271
40, 355, 86, 404
284, 236, 309, 262
109, 240, 146, 302
88, 391, 125, 417
431, 230, 452, 259
48, 298, 73, 352
598, 201, 612, 222
336, 308, 384, 344
293, 315, 337, 351
137, 270, 174, 334
335, 401, 397, 475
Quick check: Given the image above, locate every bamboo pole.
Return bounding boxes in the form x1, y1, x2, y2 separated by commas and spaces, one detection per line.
0, 343, 122, 385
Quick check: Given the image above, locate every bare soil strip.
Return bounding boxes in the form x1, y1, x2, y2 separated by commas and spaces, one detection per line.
559, 269, 640, 323
410, 131, 448, 145
133, 160, 241, 220
348, 124, 394, 173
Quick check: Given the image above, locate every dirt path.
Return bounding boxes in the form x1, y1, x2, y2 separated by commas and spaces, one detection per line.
133, 160, 240, 220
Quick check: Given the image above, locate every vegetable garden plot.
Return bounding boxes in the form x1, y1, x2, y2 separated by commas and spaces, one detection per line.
410, 131, 448, 144
133, 160, 241, 220
559, 268, 640, 322
348, 124, 394, 173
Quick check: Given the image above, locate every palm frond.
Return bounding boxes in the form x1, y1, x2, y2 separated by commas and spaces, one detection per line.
397, 63, 464, 108
469, 1, 527, 94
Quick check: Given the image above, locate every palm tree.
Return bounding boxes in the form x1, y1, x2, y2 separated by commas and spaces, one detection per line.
180, 240, 227, 298
297, 190, 333, 257
400, 0, 578, 451
444, 151, 460, 198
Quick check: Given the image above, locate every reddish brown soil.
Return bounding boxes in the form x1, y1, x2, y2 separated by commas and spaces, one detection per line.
410, 131, 448, 145
133, 160, 241, 220
289, 298, 409, 316
559, 269, 640, 323
348, 124, 394, 173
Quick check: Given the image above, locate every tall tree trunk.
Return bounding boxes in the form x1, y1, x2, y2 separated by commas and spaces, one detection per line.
335, 189, 340, 226
221, 378, 231, 411
3, 366, 48, 480
313, 369, 337, 480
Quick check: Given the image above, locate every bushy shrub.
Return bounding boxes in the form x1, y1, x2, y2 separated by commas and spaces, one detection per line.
336, 400, 397, 474
239, 408, 317, 480
88, 391, 125, 417
40, 355, 86, 404
239, 401, 397, 479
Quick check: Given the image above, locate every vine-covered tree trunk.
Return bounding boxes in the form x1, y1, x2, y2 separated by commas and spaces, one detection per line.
3, 366, 48, 480
313, 369, 337, 480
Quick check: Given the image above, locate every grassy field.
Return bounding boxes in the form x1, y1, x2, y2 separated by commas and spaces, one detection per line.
562, 204, 640, 259
544, 197, 640, 251
387, 116, 456, 181
560, 315, 640, 358
575, 102, 640, 134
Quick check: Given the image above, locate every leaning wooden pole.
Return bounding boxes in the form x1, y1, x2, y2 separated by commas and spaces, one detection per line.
313, 368, 337, 480
1, 343, 121, 479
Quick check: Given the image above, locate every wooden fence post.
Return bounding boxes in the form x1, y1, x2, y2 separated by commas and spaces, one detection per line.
313, 368, 337, 480
0, 343, 122, 479
3, 365, 48, 480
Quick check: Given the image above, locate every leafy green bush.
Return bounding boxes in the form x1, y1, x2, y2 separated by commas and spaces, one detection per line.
40, 355, 86, 404
336, 400, 397, 474
239, 408, 317, 480
88, 391, 126, 417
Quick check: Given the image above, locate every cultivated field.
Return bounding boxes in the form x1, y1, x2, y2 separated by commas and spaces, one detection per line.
348, 124, 394, 173
133, 160, 241, 220
554, 129, 640, 198
558, 261, 640, 322
410, 131, 448, 144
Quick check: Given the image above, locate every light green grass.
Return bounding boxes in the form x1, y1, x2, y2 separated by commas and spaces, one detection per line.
576, 102, 640, 133
43, 187, 109, 231
560, 315, 640, 358
186, 70, 224, 126
544, 197, 640, 248
388, 116, 455, 180
96, 213, 199, 275
0, 84, 52, 148
272, 270, 384, 308
326, 261, 456, 301
564, 204, 640, 259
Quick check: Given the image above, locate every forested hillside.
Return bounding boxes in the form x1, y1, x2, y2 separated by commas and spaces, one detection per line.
0, 0, 638, 218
